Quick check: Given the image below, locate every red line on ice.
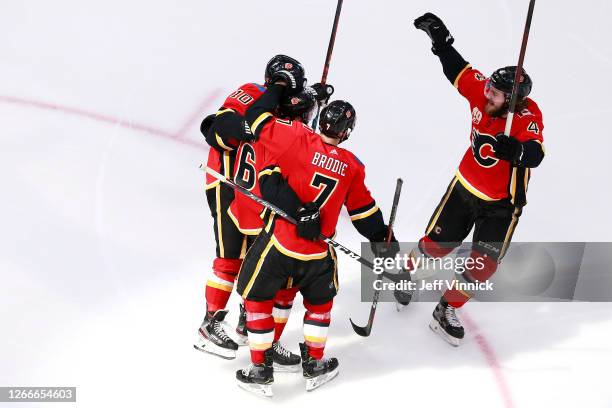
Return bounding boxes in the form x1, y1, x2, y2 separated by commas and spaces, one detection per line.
0, 93, 223, 151
463, 311, 515, 408
2, 91, 516, 407
174, 88, 225, 140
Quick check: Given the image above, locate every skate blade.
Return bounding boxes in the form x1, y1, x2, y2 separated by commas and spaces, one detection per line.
273, 362, 301, 373
237, 380, 273, 397
305, 369, 339, 391
429, 319, 461, 347
396, 302, 407, 312
194, 336, 236, 359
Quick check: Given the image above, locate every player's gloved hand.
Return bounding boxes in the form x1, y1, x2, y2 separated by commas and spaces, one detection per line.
200, 114, 215, 138
370, 226, 400, 259
310, 83, 335, 103
494, 133, 523, 164
240, 119, 257, 142
270, 67, 306, 94
414, 12, 454, 54
296, 202, 321, 241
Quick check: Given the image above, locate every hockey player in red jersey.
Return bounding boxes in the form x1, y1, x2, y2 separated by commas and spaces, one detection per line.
233, 81, 399, 396
195, 55, 307, 360
227, 84, 332, 372
411, 13, 545, 346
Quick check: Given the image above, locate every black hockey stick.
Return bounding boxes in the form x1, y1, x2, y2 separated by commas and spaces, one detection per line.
311, 0, 343, 129
201, 166, 409, 284
350, 178, 403, 337
321, 0, 343, 86
503, 0, 536, 136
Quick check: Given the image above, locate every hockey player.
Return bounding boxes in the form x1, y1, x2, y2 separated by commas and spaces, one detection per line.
412, 13, 545, 346
195, 55, 306, 360
205, 66, 334, 370
227, 84, 333, 372
233, 81, 399, 396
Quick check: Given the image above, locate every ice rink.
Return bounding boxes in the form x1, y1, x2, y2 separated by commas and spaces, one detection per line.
2, 1, 612, 407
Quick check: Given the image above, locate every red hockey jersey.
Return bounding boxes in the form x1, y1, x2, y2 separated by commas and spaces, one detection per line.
247, 117, 378, 258
228, 140, 268, 235
204, 83, 266, 188
454, 66, 544, 203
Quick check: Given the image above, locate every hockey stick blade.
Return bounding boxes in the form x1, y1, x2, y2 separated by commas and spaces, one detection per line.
349, 178, 403, 337
349, 318, 371, 337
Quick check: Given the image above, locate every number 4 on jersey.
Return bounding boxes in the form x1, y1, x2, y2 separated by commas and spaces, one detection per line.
527, 121, 540, 134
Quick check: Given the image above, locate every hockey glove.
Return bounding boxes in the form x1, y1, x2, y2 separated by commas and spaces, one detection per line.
200, 114, 215, 138
494, 133, 523, 165
310, 83, 335, 104
296, 202, 321, 241
270, 68, 306, 95
370, 226, 400, 260
414, 12, 454, 54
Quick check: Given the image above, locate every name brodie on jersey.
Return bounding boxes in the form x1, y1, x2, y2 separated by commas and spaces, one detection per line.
311, 152, 348, 176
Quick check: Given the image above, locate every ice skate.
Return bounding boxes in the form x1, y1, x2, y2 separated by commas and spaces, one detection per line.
194, 310, 239, 359
429, 297, 464, 347
271, 341, 301, 373
299, 343, 339, 391
234, 302, 248, 346
236, 348, 274, 397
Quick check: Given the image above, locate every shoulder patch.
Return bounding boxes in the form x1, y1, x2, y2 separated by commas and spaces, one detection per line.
250, 83, 266, 92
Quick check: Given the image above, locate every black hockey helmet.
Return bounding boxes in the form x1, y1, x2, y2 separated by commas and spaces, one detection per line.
278, 87, 316, 123
265, 54, 306, 85
319, 100, 356, 143
489, 66, 533, 100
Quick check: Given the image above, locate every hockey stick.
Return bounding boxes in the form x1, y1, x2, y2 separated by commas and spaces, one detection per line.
503, 0, 536, 136
321, 0, 343, 86
350, 178, 403, 337
201, 165, 410, 284
311, 0, 343, 129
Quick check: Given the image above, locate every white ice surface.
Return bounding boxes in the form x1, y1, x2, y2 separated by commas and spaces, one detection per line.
1, 1, 612, 407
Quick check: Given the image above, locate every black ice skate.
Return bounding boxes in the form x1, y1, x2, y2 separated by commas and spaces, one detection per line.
194, 310, 239, 359
429, 297, 465, 347
271, 342, 301, 373
236, 348, 274, 397
235, 303, 248, 346
299, 342, 339, 391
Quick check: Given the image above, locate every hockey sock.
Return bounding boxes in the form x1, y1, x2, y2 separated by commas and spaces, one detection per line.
443, 250, 498, 308
245, 299, 275, 364
205, 258, 242, 313
404, 236, 455, 280
418, 236, 455, 258
303, 299, 333, 360
272, 287, 299, 342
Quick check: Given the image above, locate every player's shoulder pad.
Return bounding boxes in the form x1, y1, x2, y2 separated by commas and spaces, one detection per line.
298, 121, 314, 132
455, 66, 485, 88
342, 148, 365, 168
251, 83, 266, 92
237, 82, 266, 97
517, 98, 544, 121
471, 69, 487, 82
